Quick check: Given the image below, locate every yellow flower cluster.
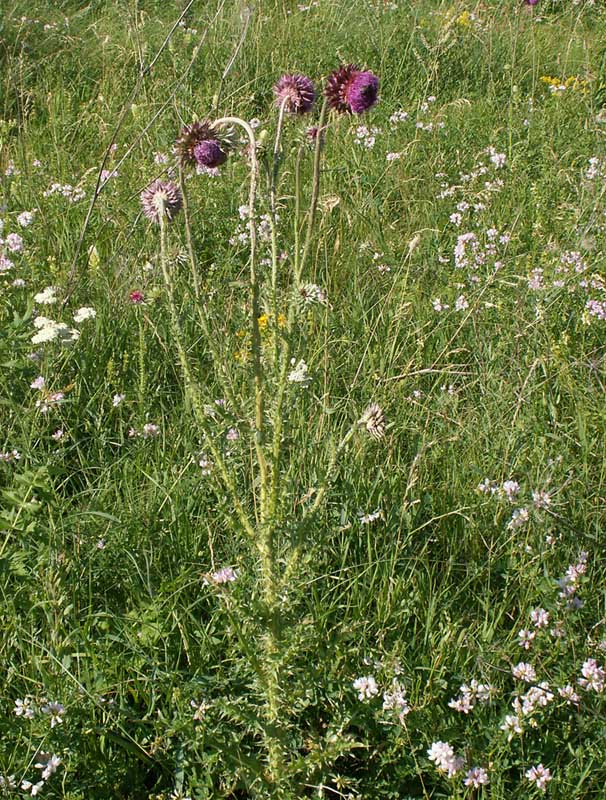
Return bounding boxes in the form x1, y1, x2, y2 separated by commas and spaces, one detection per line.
540, 75, 589, 95
234, 313, 287, 361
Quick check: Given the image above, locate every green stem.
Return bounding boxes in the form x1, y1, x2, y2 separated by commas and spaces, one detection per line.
281, 422, 357, 589
137, 312, 146, 421
179, 163, 201, 299
158, 208, 255, 541
214, 116, 269, 525
268, 101, 328, 526
269, 97, 289, 370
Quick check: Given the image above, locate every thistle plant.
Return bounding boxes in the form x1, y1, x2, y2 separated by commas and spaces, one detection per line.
145, 67, 382, 797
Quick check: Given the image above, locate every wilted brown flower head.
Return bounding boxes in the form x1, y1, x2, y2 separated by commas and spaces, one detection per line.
358, 402, 386, 440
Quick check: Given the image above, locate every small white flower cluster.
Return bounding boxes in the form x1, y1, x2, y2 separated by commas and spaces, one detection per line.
585, 156, 606, 181
426, 740, 465, 778
382, 679, 410, 722
578, 657, 605, 693
448, 679, 495, 714
353, 675, 379, 700
42, 182, 86, 202
73, 306, 96, 323
0, 449, 21, 463
203, 566, 238, 586
353, 125, 380, 149
15, 698, 65, 727
229, 205, 276, 246
128, 423, 160, 439
19, 751, 62, 797
525, 764, 552, 792
298, 283, 327, 305
557, 551, 588, 608
32, 315, 80, 346
288, 359, 311, 388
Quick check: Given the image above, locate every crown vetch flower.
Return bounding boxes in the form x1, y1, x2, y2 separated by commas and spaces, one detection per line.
325, 64, 379, 114
175, 120, 231, 168
274, 74, 316, 114
140, 180, 182, 224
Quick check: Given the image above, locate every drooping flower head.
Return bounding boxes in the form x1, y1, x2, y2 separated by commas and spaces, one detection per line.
140, 180, 182, 224
358, 403, 386, 440
175, 120, 233, 169
325, 64, 379, 114
193, 139, 227, 169
273, 74, 316, 114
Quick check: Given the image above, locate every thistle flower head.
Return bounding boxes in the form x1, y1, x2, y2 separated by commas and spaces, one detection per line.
358, 403, 386, 440
325, 64, 379, 114
273, 74, 316, 114
140, 180, 182, 224
193, 139, 228, 168
347, 71, 379, 114
175, 120, 233, 168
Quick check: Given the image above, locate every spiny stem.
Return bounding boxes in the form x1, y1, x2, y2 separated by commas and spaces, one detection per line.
281, 422, 357, 589
178, 163, 201, 299
268, 101, 328, 525
214, 116, 269, 525
269, 96, 289, 371
158, 208, 255, 541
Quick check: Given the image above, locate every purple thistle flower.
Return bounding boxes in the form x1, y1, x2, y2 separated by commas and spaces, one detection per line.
140, 179, 182, 224
175, 120, 232, 168
325, 64, 379, 114
273, 74, 316, 114
347, 71, 379, 114
193, 139, 228, 169
525, 0, 539, 5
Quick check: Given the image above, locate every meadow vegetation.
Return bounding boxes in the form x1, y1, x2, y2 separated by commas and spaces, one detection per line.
1, 0, 606, 797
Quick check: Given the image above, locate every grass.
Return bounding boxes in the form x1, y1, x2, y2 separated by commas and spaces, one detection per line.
1, 0, 606, 798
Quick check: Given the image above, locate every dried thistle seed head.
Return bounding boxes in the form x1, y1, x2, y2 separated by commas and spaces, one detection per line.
358, 403, 386, 440
175, 120, 234, 168
140, 179, 182, 223
325, 64, 379, 114
273, 74, 316, 114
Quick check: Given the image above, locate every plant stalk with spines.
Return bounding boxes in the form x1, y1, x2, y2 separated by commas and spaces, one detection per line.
157, 203, 256, 542
268, 99, 328, 527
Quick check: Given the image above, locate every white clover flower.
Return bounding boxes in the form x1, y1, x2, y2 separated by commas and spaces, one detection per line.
500, 713, 523, 741
427, 741, 464, 777
518, 629, 536, 650
73, 306, 96, 323
382, 680, 410, 720
17, 210, 35, 227
35, 753, 61, 781
508, 507, 529, 529
112, 393, 125, 407
530, 608, 550, 628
